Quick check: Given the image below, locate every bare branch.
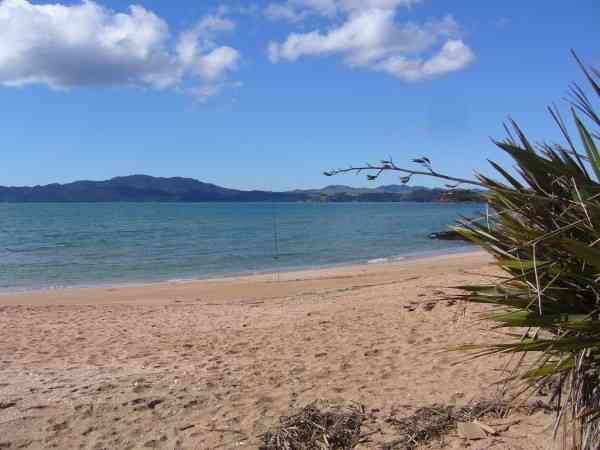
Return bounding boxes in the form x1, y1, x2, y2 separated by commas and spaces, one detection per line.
323, 159, 485, 188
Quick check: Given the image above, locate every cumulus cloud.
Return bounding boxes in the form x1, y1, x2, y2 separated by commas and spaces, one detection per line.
264, 0, 420, 22
265, 0, 338, 22
340, 0, 421, 11
267, 2, 473, 81
175, 16, 240, 81
0, 0, 241, 99
374, 40, 474, 81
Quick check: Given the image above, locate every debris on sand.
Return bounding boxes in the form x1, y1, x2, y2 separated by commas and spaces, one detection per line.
262, 398, 552, 450
382, 399, 545, 449
260, 402, 371, 450
382, 404, 456, 450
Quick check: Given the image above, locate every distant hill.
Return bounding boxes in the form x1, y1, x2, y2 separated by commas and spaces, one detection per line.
289, 184, 412, 196
0, 175, 483, 203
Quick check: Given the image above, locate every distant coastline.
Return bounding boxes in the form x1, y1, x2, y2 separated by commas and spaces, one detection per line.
0, 174, 483, 203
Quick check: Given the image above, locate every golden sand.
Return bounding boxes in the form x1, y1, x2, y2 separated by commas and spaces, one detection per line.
0, 251, 553, 449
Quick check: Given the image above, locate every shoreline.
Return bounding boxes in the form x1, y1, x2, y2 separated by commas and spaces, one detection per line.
0, 249, 486, 306
0, 244, 477, 297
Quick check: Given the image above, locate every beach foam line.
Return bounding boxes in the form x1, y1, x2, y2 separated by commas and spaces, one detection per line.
367, 255, 407, 264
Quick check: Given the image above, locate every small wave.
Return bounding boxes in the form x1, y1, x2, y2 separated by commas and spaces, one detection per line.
166, 277, 197, 284
367, 257, 389, 264
367, 255, 406, 264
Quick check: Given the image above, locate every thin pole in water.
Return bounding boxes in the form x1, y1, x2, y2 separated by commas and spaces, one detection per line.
271, 202, 280, 282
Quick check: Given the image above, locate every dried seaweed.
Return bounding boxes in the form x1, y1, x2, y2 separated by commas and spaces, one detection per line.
382, 399, 543, 450
262, 399, 550, 450
261, 402, 369, 450
382, 405, 455, 450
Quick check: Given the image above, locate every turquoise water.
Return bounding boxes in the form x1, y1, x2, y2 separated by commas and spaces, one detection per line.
0, 202, 482, 292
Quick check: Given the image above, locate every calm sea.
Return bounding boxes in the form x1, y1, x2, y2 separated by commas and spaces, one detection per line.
0, 202, 482, 292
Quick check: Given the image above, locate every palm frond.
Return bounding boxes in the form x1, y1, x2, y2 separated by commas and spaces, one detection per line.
455, 55, 600, 449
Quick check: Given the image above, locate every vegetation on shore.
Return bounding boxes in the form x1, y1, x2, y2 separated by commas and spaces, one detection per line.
326, 54, 600, 449
454, 56, 600, 449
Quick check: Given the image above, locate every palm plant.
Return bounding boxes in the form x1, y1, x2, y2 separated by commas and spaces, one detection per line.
325, 54, 600, 449
454, 56, 600, 449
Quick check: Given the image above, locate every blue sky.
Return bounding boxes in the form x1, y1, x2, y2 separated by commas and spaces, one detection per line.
0, 0, 598, 190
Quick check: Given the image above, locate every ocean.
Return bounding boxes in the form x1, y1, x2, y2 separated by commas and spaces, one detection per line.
0, 202, 483, 292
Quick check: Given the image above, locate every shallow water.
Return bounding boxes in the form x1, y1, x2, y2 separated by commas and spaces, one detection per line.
0, 202, 482, 291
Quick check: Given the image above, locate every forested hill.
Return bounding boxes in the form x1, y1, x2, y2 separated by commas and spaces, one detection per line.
0, 175, 483, 203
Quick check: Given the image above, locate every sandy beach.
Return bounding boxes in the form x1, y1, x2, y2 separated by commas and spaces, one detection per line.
0, 251, 555, 449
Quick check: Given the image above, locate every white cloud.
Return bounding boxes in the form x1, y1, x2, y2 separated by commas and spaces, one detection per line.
265, 0, 338, 22
264, 3, 308, 22
264, 0, 420, 22
269, 10, 457, 64
0, 0, 241, 100
339, 0, 421, 12
267, 4, 474, 81
421, 39, 473, 78
195, 46, 240, 81
175, 16, 240, 81
375, 39, 474, 81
